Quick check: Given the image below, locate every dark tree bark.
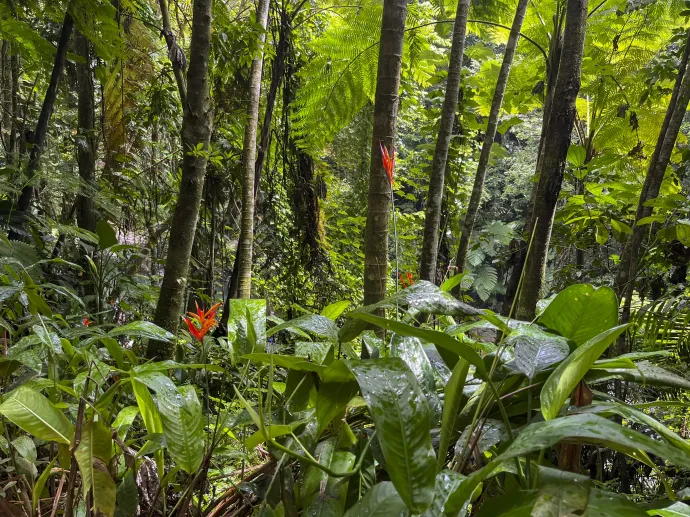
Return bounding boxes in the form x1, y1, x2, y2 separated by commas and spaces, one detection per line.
419, 0, 471, 284
516, 0, 588, 320
75, 31, 96, 233
453, 0, 529, 277
363, 0, 409, 313
157, 0, 187, 104
1, 41, 11, 159
11, 13, 73, 233
237, 0, 271, 298
149, 0, 213, 359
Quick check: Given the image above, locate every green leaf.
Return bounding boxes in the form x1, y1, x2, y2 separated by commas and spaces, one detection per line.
302, 439, 355, 515
421, 470, 468, 516
33, 457, 57, 515
531, 466, 590, 517
115, 469, 139, 517
0, 386, 74, 444
440, 272, 467, 293
156, 385, 204, 474
349, 313, 486, 377
541, 324, 627, 420
108, 321, 174, 342
295, 341, 332, 364
267, 313, 339, 342
228, 299, 266, 362
585, 360, 690, 390
316, 360, 359, 437
96, 219, 118, 249
321, 300, 350, 320
113, 406, 139, 441
567, 144, 586, 167
344, 482, 408, 516
587, 490, 648, 515
507, 327, 570, 380
12, 435, 36, 462
646, 500, 690, 516
538, 284, 619, 345
437, 359, 469, 471
243, 353, 327, 374
346, 358, 436, 512
75, 420, 116, 517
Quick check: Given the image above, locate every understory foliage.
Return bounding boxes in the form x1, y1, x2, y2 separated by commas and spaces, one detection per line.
1, 0, 690, 515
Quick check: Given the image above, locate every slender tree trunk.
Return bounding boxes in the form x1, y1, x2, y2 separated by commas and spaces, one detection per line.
158, 0, 187, 104
515, 0, 588, 320
8, 49, 18, 162
1, 41, 11, 159
453, 0, 529, 276
10, 13, 73, 233
75, 31, 96, 233
419, 0, 471, 284
149, 0, 213, 359
363, 0, 409, 313
236, 0, 271, 298
614, 28, 690, 354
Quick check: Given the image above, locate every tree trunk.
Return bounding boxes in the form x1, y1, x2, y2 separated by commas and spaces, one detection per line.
515, 0, 588, 320
11, 13, 73, 233
8, 48, 18, 162
75, 31, 96, 233
363, 0, 409, 312
614, 28, 690, 353
453, 0, 529, 276
149, 0, 213, 359
419, 0, 470, 284
1, 40, 11, 160
158, 0, 187, 104
236, 0, 271, 299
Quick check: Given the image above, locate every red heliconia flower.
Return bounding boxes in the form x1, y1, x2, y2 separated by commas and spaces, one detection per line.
83, 317, 92, 327
379, 141, 394, 185
399, 272, 408, 288
399, 272, 414, 289
406, 272, 414, 287
185, 301, 222, 342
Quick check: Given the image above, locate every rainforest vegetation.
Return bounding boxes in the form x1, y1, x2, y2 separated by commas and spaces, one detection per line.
2, 0, 690, 514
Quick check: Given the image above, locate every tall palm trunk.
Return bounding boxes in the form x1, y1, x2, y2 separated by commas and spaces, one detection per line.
10, 13, 73, 236
614, 28, 690, 348
75, 31, 96, 233
516, 0, 588, 320
237, 0, 271, 298
453, 0, 529, 276
363, 0, 409, 311
149, 0, 213, 359
419, 0, 471, 284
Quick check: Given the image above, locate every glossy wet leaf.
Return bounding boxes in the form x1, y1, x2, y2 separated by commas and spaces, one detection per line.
421, 470, 468, 516
267, 313, 338, 342
349, 313, 486, 377
391, 334, 441, 425
646, 500, 690, 516
228, 299, 266, 361
108, 321, 174, 342
157, 384, 204, 473
585, 360, 690, 390
507, 327, 570, 380
0, 386, 74, 444
455, 419, 510, 466
321, 300, 350, 320
295, 341, 332, 364
302, 439, 355, 516
346, 358, 436, 513
344, 482, 409, 516
538, 284, 618, 345
541, 324, 627, 420
587, 489, 648, 516
531, 466, 590, 517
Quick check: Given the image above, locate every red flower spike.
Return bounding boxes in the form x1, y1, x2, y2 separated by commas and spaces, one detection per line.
379, 141, 394, 185
185, 302, 222, 342
83, 317, 92, 327
406, 272, 414, 286
399, 272, 407, 288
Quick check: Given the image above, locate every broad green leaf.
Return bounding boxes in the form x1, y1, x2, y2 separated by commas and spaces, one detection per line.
421, 470, 468, 516
316, 360, 359, 436
567, 144, 586, 167
475, 490, 537, 516
349, 313, 486, 377
541, 324, 627, 420
531, 466, 590, 517
157, 385, 204, 474
585, 360, 690, 390
455, 419, 510, 467
96, 219, 118, 249
0, 386, 74, 444
646, 500, 690, 516
132, 379, 163, 433
113, 406, 139, 441
587, 490, 648, 515
268, 313, 339, 342
391, 334, 441, 425
538, 284, 618, 345
295, 341, 332, 364
437, 359, 469, 471
133, 360, 224, 373
108, 321, 174, 342
115, 469, 139, 517
321, 300, 350, 320
302, 438, 355, 515
344, 482, 408, 517
12, 435, 36, 462
228, 298, 266, 362
506, 327, 570, 380
75, 420, 116, 517
245, 423, 304, 449
243, 353, 327, 374
346, 358, 436, 512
